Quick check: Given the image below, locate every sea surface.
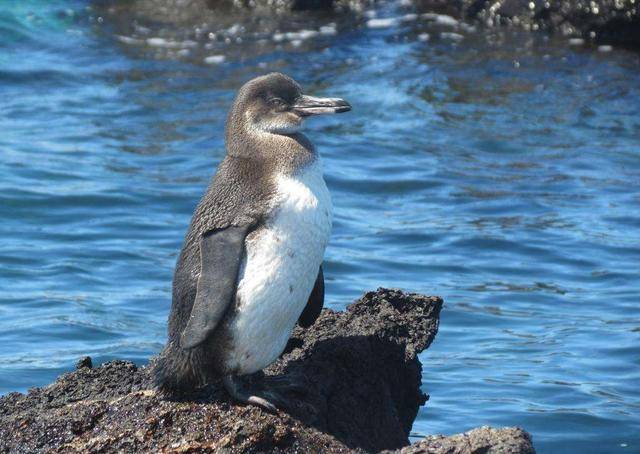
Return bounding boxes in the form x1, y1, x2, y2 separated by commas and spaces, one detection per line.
1, 1, 639, 452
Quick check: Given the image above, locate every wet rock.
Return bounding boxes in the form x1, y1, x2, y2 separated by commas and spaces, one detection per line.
94, 0, 357, 64
0, 288, 534, 453
75, 356, 92, 370
414, 0, 640, 49
393, 426, 535, 454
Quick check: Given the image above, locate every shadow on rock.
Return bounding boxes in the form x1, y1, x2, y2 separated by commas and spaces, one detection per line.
264, 334, 427, 451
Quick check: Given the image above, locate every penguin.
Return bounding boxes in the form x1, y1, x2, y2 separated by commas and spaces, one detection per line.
153, 72, 351, 411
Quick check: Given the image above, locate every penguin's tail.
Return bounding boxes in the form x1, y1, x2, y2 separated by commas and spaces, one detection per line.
152, 342, 203, 397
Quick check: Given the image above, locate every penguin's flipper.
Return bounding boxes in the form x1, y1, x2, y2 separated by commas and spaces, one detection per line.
298, 266, 324, 328
180, 224, 251, 349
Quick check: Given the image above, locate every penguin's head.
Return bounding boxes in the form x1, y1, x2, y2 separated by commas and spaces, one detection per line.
230, 72, 351, 136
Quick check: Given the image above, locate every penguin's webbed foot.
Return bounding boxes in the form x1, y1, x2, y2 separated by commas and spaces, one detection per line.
260, 374, 308, 397
223, 375, 277, 413
223, 374, 307, 413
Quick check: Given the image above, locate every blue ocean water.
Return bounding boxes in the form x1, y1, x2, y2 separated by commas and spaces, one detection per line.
1, 1, 639, 452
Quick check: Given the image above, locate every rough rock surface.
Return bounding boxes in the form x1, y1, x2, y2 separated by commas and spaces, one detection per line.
415, 0, 639, 48
0, 288, 534, 453
394, 426, 536, 454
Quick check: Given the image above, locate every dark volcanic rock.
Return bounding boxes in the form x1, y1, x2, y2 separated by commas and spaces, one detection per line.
393, 426, 535, 454
74, 356, 92, 370
0, 288, 534, 453
0, 289, 440, 453
415, 0, 640, 48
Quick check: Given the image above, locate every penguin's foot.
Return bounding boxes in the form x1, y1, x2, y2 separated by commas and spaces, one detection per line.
223, 374, 308, 413
259, 374, 308, 397
223, 375, 277, 413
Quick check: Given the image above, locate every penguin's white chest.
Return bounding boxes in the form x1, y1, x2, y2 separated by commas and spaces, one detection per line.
225, 160, 332, 375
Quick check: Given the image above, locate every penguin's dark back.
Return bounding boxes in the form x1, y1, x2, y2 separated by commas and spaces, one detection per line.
167, 155, 277, 343
151, 155, 279, 393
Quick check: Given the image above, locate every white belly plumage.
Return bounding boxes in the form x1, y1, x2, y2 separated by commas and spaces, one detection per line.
224, 159, 332, 375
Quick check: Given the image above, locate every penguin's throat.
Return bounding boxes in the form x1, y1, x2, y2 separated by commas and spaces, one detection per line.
228, 124, 316, 168
256, 119, 303, 135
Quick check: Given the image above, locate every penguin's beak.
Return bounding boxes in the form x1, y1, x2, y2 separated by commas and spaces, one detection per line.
293, 95, 351, 116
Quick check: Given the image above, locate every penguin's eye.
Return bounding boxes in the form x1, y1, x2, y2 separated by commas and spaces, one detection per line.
268, 97, 287, 110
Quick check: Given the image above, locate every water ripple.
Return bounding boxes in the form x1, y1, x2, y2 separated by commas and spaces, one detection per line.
1, 1, 639, 452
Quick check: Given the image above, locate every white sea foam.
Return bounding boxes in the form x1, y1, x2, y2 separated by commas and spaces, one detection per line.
319, 23, 337, 35
227, 24, 242, 35
366, 17, 399, 29
422, 13, 459, 27
147, 37, 182, 48
134, 25, 151, 35
116, 35, 143, 45
441, 32, 464, 41
273, 29, 322, 43
204, 55, 225, 64
293, 30, 319, 40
